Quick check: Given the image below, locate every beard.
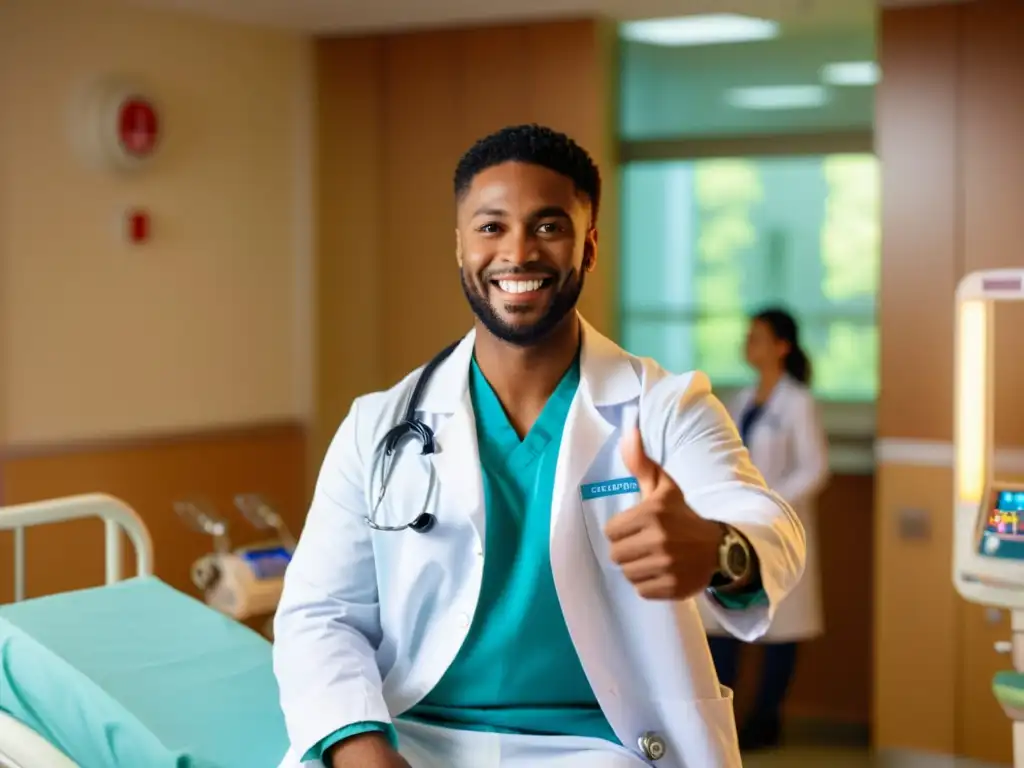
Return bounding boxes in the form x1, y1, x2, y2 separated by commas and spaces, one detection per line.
460, 267, 585, 347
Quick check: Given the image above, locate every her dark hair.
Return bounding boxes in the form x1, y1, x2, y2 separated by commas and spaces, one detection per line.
753, 307, 812, 385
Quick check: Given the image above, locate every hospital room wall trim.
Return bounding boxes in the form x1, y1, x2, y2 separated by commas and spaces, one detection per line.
0, 422, 309, 605
0, 418, 306, 462
875, 439, 1024, 472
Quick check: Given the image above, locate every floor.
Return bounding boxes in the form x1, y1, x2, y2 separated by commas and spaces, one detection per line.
745, 747, 1007, 768
738, 717, 1013, 768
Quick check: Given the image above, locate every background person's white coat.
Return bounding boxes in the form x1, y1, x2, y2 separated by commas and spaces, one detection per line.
273, 321, 806, 768
701, 375, 829, 642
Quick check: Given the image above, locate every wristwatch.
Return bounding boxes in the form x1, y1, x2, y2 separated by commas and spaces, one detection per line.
709, 525, 753, 589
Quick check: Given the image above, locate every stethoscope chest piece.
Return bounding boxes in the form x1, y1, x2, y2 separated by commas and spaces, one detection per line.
409, 512, 436, 533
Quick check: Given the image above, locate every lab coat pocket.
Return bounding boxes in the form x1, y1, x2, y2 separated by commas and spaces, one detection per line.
678, 690, 741, 768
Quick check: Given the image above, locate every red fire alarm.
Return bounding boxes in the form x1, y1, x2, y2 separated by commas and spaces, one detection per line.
75, 77, 163, 173
126, 209, 150, 244
117, 97, 159, 159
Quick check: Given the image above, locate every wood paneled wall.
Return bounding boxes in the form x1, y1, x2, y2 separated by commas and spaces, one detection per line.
313, 19, 618, 464
0, 425, 307, 604
877, 3, 1024, 762
790, 474, 876, 724
875, 5, 961, 755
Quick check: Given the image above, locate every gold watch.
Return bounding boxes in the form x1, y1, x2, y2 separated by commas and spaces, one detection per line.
710, 525, 752, 588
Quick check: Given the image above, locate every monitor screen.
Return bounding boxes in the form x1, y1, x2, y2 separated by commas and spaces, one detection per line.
978, 487, 1024, 560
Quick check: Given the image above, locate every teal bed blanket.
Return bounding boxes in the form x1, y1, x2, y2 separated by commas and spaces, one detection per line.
0, 577, 288, 767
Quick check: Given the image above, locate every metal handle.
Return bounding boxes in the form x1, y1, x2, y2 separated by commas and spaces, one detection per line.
2, 494, 154, 598
174, 498, 232, 554
996, 640, 1013, 654
233, 494, 296, 551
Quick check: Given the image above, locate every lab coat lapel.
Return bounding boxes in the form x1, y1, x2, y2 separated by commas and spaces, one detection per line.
431, 391, 487, 539
730, 386, 754, 422
761, 375, 792, 423
549, 319, 640, 539
549, 320, 641, 729
551, 393, 615, 537
548, 388, 625, 712
747, 376, 790, 457
417, 332, 487, 542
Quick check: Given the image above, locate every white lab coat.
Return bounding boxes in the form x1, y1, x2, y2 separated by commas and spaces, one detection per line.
701, 376, 829, 642
273, 319, 806, 768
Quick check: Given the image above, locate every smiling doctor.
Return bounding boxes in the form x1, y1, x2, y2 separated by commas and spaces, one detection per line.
273, 124, 806, 768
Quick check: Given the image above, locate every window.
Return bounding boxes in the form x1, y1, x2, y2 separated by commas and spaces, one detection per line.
619, 30, 876, 141
619, 153, 880, 403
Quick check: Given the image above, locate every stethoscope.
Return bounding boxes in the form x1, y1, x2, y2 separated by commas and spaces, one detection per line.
365, 341, 460, 534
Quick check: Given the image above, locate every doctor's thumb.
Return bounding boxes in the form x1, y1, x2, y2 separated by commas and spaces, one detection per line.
620, 425, 660, 497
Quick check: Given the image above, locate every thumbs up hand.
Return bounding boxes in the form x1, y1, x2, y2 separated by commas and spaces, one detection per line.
604, 425, 726, 600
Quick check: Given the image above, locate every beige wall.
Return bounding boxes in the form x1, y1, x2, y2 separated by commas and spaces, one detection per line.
313, 20, 619, 463
0, 1, 312, 600
0, 0, 314, 448
876, 3, 1024, 763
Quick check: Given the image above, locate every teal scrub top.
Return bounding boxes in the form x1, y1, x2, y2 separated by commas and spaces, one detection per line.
403, 355, 615, 742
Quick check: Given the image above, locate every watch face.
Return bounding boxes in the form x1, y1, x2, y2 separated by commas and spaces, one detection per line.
726, 540, 749, 577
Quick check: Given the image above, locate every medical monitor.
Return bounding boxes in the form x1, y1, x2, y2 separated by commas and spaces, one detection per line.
977, 484, 1024, 561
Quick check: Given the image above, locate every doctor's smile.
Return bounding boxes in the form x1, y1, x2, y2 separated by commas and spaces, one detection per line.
490, 273, 555, 300
275, 124, 807, 768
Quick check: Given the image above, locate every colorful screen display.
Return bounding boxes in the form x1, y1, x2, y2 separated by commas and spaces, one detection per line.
978, 488, 1024, 560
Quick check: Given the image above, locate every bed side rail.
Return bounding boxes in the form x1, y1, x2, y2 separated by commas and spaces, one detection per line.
0, 493, 154, 603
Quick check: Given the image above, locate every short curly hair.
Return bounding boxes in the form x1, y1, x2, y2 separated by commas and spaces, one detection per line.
453, 124, 601, 222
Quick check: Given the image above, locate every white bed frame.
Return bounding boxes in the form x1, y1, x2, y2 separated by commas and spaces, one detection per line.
0, 493, 155, 768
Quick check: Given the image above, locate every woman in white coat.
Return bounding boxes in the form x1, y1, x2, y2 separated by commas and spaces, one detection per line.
703, 308, 829, 752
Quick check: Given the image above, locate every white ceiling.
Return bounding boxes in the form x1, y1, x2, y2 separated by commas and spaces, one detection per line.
109, 0, 879, 35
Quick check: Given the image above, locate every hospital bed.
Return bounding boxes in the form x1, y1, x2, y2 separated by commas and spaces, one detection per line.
0, 493, 289, 768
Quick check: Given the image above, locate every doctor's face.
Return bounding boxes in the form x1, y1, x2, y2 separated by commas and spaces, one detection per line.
456, 161, 597, 346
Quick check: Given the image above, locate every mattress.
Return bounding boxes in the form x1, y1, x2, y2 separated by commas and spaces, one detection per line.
0, 577, 288, 768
